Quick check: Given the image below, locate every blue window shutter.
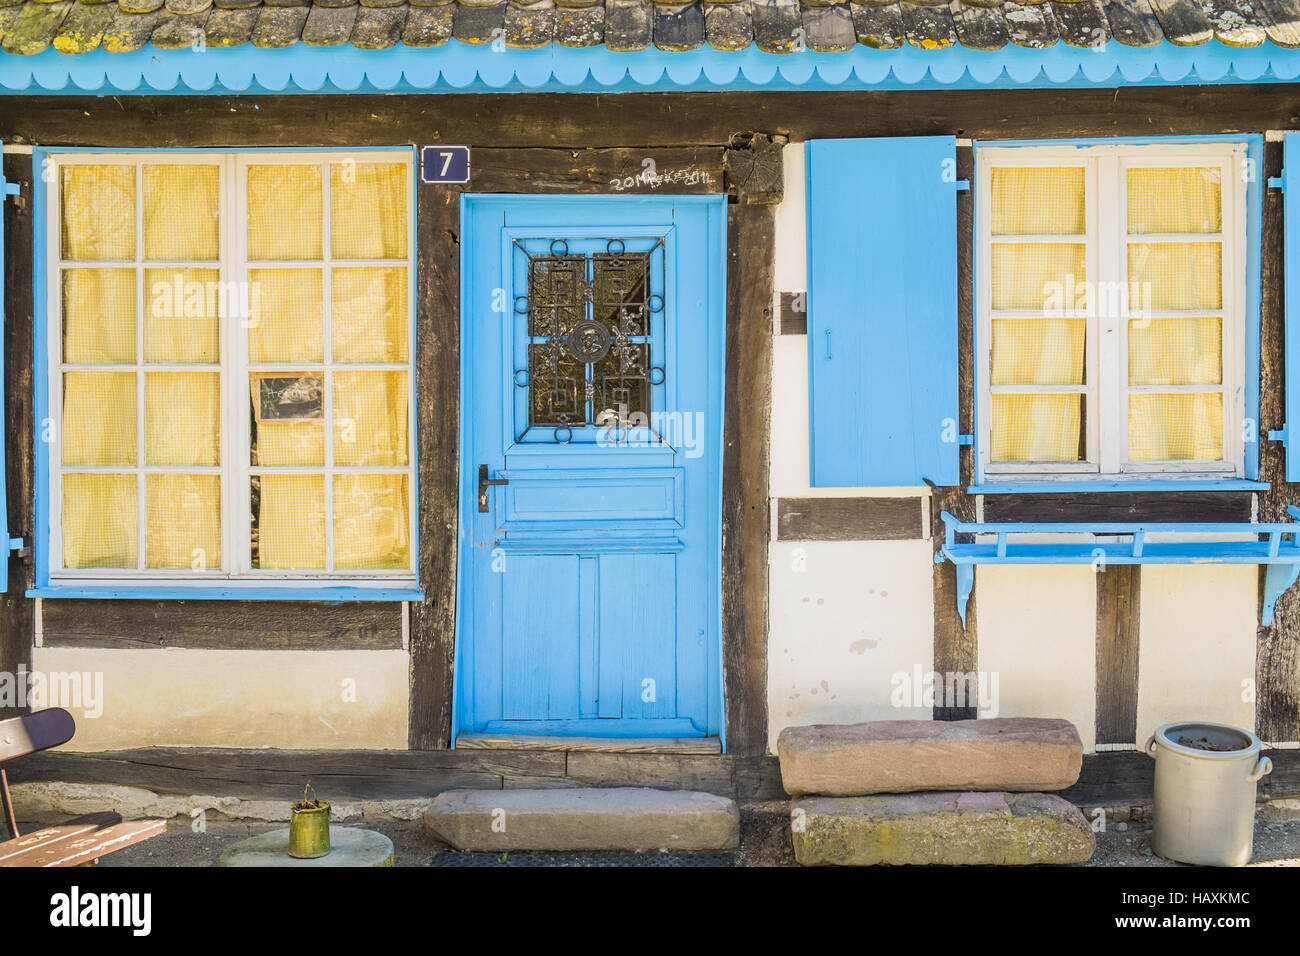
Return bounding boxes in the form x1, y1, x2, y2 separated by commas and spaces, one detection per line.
1278, 134, 1300, 482
806, 136, 961, 487
0, 149, 15, 592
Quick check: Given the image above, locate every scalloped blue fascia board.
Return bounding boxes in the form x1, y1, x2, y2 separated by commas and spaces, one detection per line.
0, 40, 1299, 96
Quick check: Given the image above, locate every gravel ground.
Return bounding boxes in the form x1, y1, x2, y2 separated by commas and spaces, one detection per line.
24, 804, 1300, 868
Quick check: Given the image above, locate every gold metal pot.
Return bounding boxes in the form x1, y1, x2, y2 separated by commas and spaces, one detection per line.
287, 802, 331, 859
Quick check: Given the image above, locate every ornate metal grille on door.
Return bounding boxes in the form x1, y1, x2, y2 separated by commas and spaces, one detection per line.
513, 237, 666, 443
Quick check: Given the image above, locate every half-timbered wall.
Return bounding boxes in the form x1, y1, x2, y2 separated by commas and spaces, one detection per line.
0, 90, 1295, 788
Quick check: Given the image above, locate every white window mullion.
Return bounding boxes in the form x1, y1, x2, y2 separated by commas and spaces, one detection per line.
135, 162, 147, 572
1096, 151, 1124, 475
322, 160, 335, 574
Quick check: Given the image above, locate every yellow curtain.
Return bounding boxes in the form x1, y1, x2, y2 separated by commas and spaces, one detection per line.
146, 372, 220, 466
991, 243, 1087, 311
143, 165, 220, 260
991, 318, 1085, 386
62, 269, 136, 364
334, 371, 408, 467
144, 268, 220, 363
61, 165, 135, 261
331, 162, 407, 260
1127, 167, 1222, 235
991, 167, 1086, 236
333, 267, 408, 363
249, 374, 325, 466
146, 474, 220, 569
1128, 317, 1222, 386
248, 268, 324, 363
63, 371, 136, 466
1129, 394, 1223, 461
1128, 242, 1222, 311
63, 474, 136, 569
247, 165, 322, 261
334, 474, 409, 570
258, 474, 325, 570
991, 395, 1081, 462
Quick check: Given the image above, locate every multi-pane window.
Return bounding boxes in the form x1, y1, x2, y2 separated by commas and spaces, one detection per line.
976, 143, 1246, 482
47, 150, 416, 587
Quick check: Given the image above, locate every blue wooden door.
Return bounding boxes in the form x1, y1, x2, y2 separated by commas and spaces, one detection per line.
456, 195, 726, 742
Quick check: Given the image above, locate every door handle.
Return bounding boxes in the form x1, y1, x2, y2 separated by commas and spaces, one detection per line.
478, 464, 509, 513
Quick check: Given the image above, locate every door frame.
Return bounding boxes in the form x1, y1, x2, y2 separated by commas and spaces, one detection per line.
450, 193, 729, 748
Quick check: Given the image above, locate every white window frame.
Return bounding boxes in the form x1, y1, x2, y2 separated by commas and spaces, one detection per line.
44, 148, 418, 591
975, 142, 1248, 486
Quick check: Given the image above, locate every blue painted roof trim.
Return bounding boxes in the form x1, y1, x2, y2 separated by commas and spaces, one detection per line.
3, 40, 1300, 95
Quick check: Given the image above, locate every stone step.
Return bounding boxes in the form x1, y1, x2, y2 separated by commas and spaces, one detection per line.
791, 792, 1096, 866
778, 718, 1083, 796
423, 788, 740, 852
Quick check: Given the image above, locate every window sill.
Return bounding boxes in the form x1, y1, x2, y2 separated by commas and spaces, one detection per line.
27, 584, 424, 602
967, 479, 1268, 495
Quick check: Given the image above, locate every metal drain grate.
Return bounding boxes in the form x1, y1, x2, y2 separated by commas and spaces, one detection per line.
432, 851, 736, 867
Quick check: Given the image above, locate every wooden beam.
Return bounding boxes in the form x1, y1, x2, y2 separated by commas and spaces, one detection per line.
722, 202, 774, 755
983, 491, 1254, 524
4, 87, 1300, 149
409, 182, 464, 750
9, 746, 1298, 808
776, 496, 923, 542
932, 143, 977, 721
1095, 565, 1141, 747
39, 600, 405, 650
0, 153, 33, 721
1255, 138, 1300, 746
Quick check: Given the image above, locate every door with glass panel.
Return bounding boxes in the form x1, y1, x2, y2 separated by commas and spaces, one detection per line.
45, 150, 418, 595
456, 195, 726, 742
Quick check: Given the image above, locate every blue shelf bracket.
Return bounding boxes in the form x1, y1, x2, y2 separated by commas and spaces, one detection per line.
935, 510, 1300, 627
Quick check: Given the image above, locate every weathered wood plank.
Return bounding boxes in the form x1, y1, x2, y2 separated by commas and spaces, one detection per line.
6, 748, 568, 800
932, 141, 976, 722
1255, 139, 1300, 746
564, 752, 736, 793
1003, 0, 1059, 46
778, 291, 806, 335
776, 496, 924, 541
8, 88, 1300, 151
409, 181, 463, 750
0, 154, 34, 722
39, 599, 405, 649
849, 1, 905, 47
457, 733, 722, 754
982, 491, 1254, 524
722, 203, 774, 755
1095, 565, 1140, 746
469, 146, 724, 194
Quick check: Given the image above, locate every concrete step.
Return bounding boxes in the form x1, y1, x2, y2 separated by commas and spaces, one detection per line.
791, 792, 1096, 866
778, 718, 1083, 796
423, 787, 740, 852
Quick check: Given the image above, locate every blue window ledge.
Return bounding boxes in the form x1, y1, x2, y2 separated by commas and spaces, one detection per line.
967, 480, 1269, 494
26, 585, 424, 602
935, 509, 1300, 627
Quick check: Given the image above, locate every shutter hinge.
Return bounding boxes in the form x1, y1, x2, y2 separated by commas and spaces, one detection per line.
957, 433, 974, 446
1269, 424, 1289, 444
954, 180, 970, 192
1269, 175, 1285, 192
2, 181, 16, 198
8, 536, 25, 558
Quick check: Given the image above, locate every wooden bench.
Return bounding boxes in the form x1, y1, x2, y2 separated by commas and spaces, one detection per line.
0, 708, 166, 867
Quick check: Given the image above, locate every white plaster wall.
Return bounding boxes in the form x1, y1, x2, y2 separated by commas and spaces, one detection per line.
29, 647, 410, 750
767, 540, 935, 752
1136, 565, 1257, 747
976, 565, 1098, 751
